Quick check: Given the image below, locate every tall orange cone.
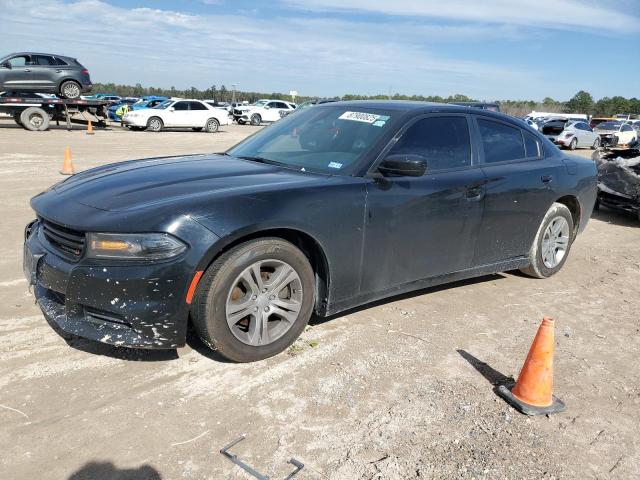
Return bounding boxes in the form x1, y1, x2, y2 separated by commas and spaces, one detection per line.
497, 317, 566, 415
60, 147, 75, 175
86, 120, 94, 135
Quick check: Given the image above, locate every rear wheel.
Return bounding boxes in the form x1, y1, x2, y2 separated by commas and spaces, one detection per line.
205, 118, 220, 133
59, 80, 81, 99
191, 238, 315, 362
520, 202, 574, 279
147, 117, 163, 132
591, 137, 600, 150
569, 138, 577, 150
20, 107, 50, 131
250, 114, 262, 126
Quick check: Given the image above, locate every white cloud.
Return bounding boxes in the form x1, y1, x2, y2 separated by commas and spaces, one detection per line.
283, 0, 640, 34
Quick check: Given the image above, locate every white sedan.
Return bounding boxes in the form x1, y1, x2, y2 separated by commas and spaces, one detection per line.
123, 99, 231, 132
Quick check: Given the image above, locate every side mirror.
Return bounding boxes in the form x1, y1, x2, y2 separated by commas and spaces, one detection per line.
264, 105, 270, 109
168, 107, 175, 112
378, 154, 427, 177
1, 62, 11, 69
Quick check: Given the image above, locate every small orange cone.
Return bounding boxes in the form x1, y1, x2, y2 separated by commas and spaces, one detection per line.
86, 120, 94, 135
497, 317, 566, 415
60, 147, 75, 175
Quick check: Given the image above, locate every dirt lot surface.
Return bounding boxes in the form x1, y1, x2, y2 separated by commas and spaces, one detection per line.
0, 118, 638, 480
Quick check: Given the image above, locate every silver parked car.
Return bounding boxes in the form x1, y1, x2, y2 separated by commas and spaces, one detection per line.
542, 120, 600, 150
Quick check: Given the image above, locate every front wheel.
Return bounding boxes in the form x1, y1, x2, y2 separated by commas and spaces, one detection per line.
520, 202, 574, 279
591, 137, 600, 150
191, 238, 315, 362
146, 117, 163, 132
250, 114, 261, 126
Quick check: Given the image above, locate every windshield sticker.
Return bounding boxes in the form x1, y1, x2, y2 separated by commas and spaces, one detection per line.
328, 162, 343, 169
339, 111, 381, 124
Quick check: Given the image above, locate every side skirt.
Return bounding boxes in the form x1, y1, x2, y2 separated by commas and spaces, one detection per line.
325, 257, 529, 317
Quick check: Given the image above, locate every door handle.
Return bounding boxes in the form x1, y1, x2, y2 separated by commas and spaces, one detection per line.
466, 186, 483, 200
24, 69, 31, 72
541, 175, 553, 183
56, 69, 63, 73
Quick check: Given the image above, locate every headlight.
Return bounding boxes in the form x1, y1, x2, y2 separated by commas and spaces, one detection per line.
86, 233, 187, 261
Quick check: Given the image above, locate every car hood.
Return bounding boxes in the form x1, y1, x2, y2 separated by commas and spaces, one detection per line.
47, 154, 321, 213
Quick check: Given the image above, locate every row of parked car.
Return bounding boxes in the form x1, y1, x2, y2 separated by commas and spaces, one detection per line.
523, 114, 639, 150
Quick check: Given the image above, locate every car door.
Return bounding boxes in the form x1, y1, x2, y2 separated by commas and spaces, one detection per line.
472, 115, 560, 265
166, 101, 190, 127
0, 55, 34, 91
577, 122, 591, 147
29, 55, 59, 91
264, 102, 282, 121
188, 101, 209, 126
360, 114, 486, 294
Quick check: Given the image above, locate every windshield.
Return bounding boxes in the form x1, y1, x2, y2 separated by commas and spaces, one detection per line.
253, 100, 268, 107
227, 105, 397, 175
154, 100, 173, 109
597, 121, 621, 131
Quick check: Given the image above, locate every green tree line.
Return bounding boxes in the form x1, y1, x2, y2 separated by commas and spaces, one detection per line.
92, 83, 640, 118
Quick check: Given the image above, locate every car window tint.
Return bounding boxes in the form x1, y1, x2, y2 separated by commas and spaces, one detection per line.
34, 55, 55, 66
523, 131, 540, 158
189, 101, 207, 110
174, 102, 189, 111
478, 118, 525, 163
8, 56, 28, 67
390, 116, 471, 171
622, 125, 632, 132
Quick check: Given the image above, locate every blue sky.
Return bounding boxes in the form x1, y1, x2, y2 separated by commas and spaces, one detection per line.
2, 0, 639, 100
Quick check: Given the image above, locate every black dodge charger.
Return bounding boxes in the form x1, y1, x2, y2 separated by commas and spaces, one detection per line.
24, 101, 597, 362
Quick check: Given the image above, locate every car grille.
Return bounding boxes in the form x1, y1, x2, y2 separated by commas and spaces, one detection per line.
41, 218, 85, 259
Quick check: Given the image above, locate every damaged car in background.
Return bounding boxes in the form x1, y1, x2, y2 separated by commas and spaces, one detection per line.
542, 119, 600, 150
594, 121, 638, 148
593, 145, 640, 221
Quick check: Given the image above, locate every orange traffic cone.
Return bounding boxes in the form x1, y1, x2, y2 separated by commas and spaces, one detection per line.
86, 120, 94, 135
60, 147, 75, 175
497, 317, 566, 415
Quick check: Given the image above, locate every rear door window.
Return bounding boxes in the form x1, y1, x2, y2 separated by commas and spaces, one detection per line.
34, 55, 56, 66
523, 131, 541, 158
477, 118, 526, 163
389, 116, 472, 171
189, 101, 207, 110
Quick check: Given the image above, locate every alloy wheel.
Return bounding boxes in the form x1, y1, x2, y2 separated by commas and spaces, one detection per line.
63, 83, 80, 98
541, 216, 570, 268
225, 259, 303, 346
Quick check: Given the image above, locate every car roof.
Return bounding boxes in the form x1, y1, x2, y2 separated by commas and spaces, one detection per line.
318, 100, 505, 116
8, 52, 76, 61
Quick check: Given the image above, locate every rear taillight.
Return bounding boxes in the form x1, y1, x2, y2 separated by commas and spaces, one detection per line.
81, 69, 89, 75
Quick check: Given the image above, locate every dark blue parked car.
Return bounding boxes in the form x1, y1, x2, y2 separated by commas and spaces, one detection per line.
24, 101, 597, 362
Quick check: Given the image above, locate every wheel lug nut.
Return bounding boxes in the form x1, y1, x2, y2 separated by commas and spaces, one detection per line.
269, 295, 275, 300
253, 307, 258, 312
251, 295, 257, 300
264, 306, 269, 312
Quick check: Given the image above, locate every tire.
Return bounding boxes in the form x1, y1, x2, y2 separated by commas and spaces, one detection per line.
569, 138, 577, 151
146, 117, 163, 132
59, 80, 81, 99
205, 118, 220, 133
20, 107, 50, 132
250, 114, 261, 126
591, 137, 600, 150
520, 202, 574, 279
192, 127, 203, 132
237, 119, 246, 125
191, 238, 315, 362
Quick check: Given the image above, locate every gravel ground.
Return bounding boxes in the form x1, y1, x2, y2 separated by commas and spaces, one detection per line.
0, 118, 638, 479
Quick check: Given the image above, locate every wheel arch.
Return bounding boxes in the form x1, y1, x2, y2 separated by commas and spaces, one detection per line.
554, 195, 581, 236
197, 227, 331, 315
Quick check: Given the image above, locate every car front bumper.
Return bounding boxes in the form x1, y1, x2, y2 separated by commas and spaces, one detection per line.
121, 116, 148, 127
23, 218, 219, 349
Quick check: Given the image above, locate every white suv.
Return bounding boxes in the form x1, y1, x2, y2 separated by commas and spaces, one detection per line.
233, 99, 296, 125
122, 99, 231, 132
